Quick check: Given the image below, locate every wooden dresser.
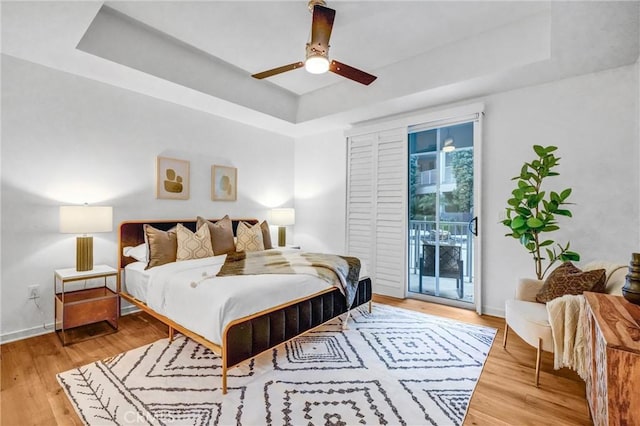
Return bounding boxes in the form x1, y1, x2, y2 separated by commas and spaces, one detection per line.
583, 292, 640, 425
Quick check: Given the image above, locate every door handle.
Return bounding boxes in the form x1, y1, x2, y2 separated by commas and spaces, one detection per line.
468, 217, 478, 236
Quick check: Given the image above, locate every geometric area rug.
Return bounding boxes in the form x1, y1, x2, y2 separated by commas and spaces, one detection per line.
57, 303, 496, 426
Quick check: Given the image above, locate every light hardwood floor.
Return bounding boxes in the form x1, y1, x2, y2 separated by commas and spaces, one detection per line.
1, 295, 593, 425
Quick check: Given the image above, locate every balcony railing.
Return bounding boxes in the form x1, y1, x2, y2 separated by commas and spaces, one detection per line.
419, 166, 456, 186
408, 219, 473, 278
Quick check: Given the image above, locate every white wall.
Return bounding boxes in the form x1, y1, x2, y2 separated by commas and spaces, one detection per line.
1, 56, 294, 342
295, 63, 639, 316
293, 129, 347, 254
482, 64, 639, 315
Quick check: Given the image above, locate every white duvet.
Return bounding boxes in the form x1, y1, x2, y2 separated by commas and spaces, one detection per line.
137, 255, 338, 346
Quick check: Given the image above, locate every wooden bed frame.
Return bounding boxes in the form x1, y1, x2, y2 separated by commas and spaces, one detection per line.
117, 218, 372, 394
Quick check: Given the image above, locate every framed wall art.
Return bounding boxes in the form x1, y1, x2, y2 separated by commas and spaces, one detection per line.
156, 156, 190, 200
211, 165, 237, 201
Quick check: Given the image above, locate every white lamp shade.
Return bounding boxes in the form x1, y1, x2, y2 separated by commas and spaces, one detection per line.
270, 208, 295, 226
59, 205, 113, 234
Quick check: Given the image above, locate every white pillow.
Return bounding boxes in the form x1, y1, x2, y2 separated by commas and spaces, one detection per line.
123, 243, 148, 263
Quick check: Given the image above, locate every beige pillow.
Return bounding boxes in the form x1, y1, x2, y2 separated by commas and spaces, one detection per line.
236, 221, 265, 252
536, 261, 606, 303
176, 223, 214, 261
196, 215, 236, 255
144, 224, 177, 270
261, 220, 273, 250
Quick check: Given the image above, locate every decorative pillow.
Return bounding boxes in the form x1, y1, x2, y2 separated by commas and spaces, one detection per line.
236, 221, 265, 252
123, 243, 148, 263
196, 215, 236, 255
261, 220, 273, 250
144, 224, 177, 270
535, 261, 607, 303
176, 223, 214, 261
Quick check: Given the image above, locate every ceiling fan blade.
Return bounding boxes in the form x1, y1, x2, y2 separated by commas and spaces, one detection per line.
311, 5, 335, 46
329, 60, 377, 85
252, 62, 304, 79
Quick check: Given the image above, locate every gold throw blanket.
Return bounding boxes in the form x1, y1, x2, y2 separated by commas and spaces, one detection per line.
217, 250, 361, 307
546, 294, 588, 379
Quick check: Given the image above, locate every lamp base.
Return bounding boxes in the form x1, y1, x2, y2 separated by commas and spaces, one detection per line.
623, 253, 640, 305
76, 236, 94, 271
278, 226, 287, 247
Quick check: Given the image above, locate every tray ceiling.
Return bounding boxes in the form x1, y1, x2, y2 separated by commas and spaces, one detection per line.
2, 1, 638, 137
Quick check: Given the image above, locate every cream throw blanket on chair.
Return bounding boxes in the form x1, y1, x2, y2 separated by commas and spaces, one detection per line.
546, 294, 589, 380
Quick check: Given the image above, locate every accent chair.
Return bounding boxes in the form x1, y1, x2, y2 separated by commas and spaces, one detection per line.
502, 261, 627, 387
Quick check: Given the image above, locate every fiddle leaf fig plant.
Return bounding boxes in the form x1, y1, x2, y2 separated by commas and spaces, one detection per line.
502, 145, 580, 280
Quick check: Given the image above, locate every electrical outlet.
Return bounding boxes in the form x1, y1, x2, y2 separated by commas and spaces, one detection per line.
28, 284, 40, 300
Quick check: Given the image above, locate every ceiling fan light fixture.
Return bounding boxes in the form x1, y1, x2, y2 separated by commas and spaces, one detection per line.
442, 127, 455, 152
305, 55, 329, 74
442, 138, 455, 153
251, 3, 377, 85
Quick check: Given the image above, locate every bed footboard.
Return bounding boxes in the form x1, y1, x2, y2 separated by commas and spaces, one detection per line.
221, 278, 372, 392
225, 278, 371, 366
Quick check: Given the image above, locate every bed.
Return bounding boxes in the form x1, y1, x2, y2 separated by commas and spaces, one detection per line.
117, 218, 372, 394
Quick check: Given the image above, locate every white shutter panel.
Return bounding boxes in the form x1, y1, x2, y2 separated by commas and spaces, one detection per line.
346, 134, 375, 271
374, 129, 406, 297
346, 128, 406, 299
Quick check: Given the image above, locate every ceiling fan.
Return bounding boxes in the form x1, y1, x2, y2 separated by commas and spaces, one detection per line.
251, 0, 377, 86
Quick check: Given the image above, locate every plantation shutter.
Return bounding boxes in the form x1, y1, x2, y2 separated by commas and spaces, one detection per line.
346, 128, 406, 298
346, 133, 375, 270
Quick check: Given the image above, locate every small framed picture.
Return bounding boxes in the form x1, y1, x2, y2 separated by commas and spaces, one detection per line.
156, 156, 190, 200
211, 165, 237, 201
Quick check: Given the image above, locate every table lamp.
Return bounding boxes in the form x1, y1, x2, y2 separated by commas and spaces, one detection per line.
59, 204, 113, 271
270, 208, 295, 247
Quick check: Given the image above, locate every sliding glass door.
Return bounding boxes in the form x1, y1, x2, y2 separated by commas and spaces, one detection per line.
408, 121, 478, 307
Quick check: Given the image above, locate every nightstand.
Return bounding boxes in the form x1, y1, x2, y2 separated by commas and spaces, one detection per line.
54, 265, 119, 345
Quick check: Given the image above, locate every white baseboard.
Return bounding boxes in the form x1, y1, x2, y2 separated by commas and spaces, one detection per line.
121, 305, 141, 316
482, 305, 505, 318
0, 323, 55, 344
0, 306, 142, 345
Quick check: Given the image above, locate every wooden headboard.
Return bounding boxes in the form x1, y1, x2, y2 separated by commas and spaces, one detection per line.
117, 218, 259, 269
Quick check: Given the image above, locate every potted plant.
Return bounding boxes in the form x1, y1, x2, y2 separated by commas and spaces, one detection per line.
502, 145, 580, 280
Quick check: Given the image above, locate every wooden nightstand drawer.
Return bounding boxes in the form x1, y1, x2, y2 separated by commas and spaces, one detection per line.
54, 265, 119, 345
56, 288, 118, 329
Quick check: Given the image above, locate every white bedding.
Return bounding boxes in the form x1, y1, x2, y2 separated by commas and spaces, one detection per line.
123, 261, 150, 301
123, 251, 367, 346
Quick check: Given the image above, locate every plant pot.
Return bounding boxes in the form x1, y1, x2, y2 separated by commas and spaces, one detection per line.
622, 253, 640, 305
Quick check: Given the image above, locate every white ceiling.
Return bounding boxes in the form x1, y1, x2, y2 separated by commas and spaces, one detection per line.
106, 1, 550, 95
2, 1, 639, 137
